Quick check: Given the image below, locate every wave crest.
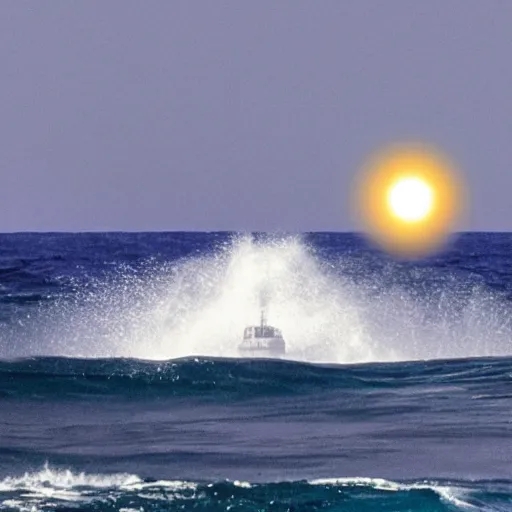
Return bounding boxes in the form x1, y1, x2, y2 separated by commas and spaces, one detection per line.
1, 355, 511, 400
2, 465, 507, 511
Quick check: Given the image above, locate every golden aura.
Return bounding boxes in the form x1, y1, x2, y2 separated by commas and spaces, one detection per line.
352, 144, 467, 258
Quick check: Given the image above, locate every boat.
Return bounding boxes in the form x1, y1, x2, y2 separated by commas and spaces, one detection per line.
238, 310, 286, 358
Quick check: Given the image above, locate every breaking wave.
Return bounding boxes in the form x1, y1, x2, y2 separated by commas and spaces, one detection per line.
3, 234, 512, 363
1, 464, 510, 511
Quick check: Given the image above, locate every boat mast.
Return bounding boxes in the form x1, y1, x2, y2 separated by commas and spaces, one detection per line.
260, 308, 267, 327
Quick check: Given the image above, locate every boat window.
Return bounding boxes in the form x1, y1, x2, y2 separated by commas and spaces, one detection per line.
253, 326, 280, 338
244, 327, 253, 339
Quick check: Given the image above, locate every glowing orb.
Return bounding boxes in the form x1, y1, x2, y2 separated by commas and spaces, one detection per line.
387, 177, 434, 223
352, 144, 467, 258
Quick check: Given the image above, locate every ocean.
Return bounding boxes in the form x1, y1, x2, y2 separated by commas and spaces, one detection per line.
0, 232, 511, 511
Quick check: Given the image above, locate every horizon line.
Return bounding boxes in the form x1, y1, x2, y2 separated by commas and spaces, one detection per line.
0, 229, 507, 235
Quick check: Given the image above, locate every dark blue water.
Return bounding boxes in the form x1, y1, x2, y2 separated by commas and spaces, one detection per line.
1, 232, 512, 511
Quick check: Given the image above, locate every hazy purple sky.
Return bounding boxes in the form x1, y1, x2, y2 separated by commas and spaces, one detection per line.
1, 1, 511, 232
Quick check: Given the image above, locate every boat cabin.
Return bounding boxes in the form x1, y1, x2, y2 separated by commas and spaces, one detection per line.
243, 325, 283, 340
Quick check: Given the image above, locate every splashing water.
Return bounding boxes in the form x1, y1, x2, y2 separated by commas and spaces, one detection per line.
5, 234, 512, 363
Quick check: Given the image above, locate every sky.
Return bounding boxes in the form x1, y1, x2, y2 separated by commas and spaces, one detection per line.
1, 1, 511, 232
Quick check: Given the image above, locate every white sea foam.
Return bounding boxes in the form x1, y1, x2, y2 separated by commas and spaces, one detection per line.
0, 467, 489, 511
310, 477, 475, 509
6, 234, 512, 364
0, 465, 198, 510
0, 464, 142, 492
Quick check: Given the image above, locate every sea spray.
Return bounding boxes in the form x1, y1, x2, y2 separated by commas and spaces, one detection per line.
2, 233, 511, 363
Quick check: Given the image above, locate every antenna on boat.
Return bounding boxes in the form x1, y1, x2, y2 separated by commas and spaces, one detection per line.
259, 283, 270, 328
260, 308, 267, 327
